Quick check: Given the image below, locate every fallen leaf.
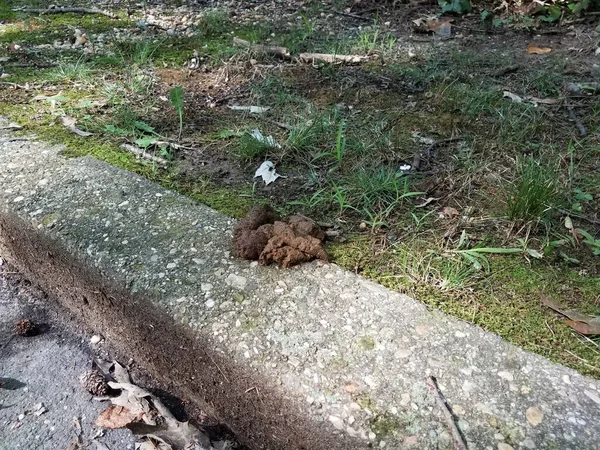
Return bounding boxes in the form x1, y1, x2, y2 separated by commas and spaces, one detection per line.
442, 206, 460, 218
254, 160, 283, 185
61, 116, 93, 137
527, 45, 552, 55
96, 405, 138, 429
503, 91, 523, 103
564, 216, 573, 230
541, 294, 600, 335
427, 18, 452, 37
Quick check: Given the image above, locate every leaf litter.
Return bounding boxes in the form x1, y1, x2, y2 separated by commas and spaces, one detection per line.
92, 360, 212, 450
541, 294, 600, 335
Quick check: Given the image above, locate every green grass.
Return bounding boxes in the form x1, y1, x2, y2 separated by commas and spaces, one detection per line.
2, 5, 599, 380
506, 157, 559, 222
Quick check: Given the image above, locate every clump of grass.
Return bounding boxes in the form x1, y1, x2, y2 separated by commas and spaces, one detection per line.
115, 39, 163, 65
49, 59, 94, 82
506, 157, 558, 221
235, 133, 273, 161
198, 8, 230, 38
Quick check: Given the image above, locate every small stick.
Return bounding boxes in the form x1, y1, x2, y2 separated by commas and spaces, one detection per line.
427, 376, 468, 450
567, 105, 587, 137
0, 81, 29, 90
120, 144, 168, 166
13, 7, 117, 18
332, 10, 370, 20
206, 351, 230, 383
558, 209, 600, 225
233, 37, 290, 59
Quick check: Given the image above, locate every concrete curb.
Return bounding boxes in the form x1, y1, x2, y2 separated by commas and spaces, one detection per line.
1, 123, 599, 450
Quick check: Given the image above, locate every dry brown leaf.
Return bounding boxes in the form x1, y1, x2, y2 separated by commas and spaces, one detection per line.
527, 45, 552, 55
442, 207, 460, 218
565, 320, 600, 336
96, 405, 138, 429
541, 294, 600, 335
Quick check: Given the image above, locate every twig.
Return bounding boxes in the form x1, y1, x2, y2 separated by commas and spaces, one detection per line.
206, 351, 230, 383
332, 10, 370, 20
427, 376, 468, 450
492, 64, 521, 77
299, 52, 368, 65
12, 7, 117, 18
567, 105, 587, 137
558, 209, 600, 225
0, 81, 29, 90
261, 118, 293, 131
0, 137, 31, 143
233, 37, 290, 59
120, 144, 168, 166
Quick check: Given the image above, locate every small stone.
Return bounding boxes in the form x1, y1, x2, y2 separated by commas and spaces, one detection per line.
400, 393, 411, 406
584, 390, 600, 405
90, 335, 102, 344
18, 413, 25, 421
205, 299, 215, 308
368, 431, 376, 440
379, 440, 386, 448
526, 406, 544, 427
201, 283, 213, 292
328, 415, 344, 430
498, 371, 514, 382
494, 433, 504, 440
225, 273, 247, 290
462, 380, 476, 393
562, 375, 571, 385
455, 331, 467, 338
498, 444, 515, 450
166, 263, 176, 269
13, 196, 24, 203
522, 438, 536, 449
394, 348, 411, 358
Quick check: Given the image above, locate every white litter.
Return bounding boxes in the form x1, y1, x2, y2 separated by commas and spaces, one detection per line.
249, 129, 281, 148
254, 161, 284, 185
228, 105, 270, 114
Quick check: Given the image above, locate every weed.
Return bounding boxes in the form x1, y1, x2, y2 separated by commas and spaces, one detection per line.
49, 58, 94, 82
235, 133, 272, 160
168, 86, 184, 141
506, 157, 558, 222
115, 39, 163, 65
198, 9, 230, 37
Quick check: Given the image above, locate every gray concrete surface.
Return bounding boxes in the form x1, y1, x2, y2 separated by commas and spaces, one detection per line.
1, 117, 600, 450
0, 270, 134, 450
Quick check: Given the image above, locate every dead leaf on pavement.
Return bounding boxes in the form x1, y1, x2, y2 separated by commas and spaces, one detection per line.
96, 405, 138, 429
527, 45, 552, 55
65, 436, 83, 450
541, 294, 600, 335
412, 17, 452, 37
61, 116, 93, 137
94, 361, 212, 450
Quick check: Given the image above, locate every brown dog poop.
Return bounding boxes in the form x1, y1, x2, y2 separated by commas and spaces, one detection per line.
233, 205, 328, 268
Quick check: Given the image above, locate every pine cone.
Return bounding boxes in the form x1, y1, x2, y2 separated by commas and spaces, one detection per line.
80, 370, 110, 396
14, 319, 39, 337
